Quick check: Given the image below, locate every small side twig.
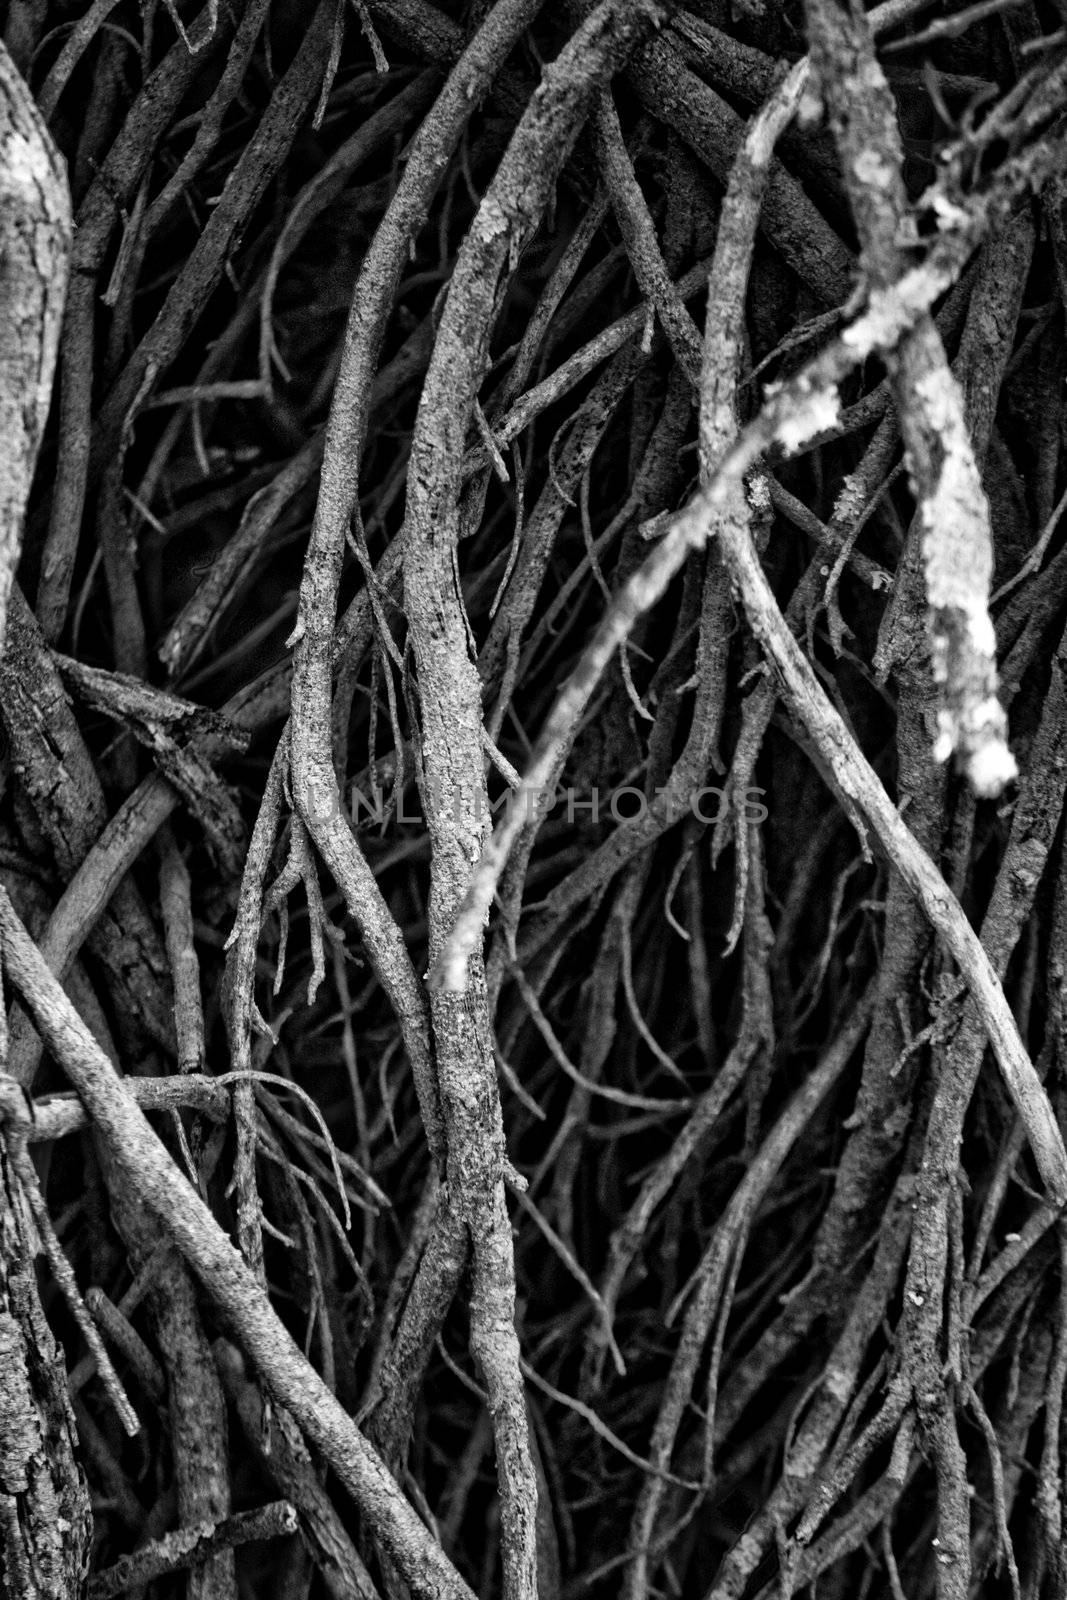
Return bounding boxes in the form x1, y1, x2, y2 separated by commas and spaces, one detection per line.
87, 1500, 299, 1600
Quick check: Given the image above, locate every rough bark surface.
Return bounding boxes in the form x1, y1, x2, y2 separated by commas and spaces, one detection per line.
2, 4, 1067, 1599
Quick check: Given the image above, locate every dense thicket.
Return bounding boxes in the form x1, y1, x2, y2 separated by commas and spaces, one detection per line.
1, 2, 1067, 1598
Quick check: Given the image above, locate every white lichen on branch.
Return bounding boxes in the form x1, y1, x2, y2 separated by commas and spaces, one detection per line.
767, 378, 841, 455
912, 365, 1017, 797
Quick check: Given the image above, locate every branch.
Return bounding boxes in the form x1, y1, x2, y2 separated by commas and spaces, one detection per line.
0, 888, 476, 1600
0, 41, 71, 655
